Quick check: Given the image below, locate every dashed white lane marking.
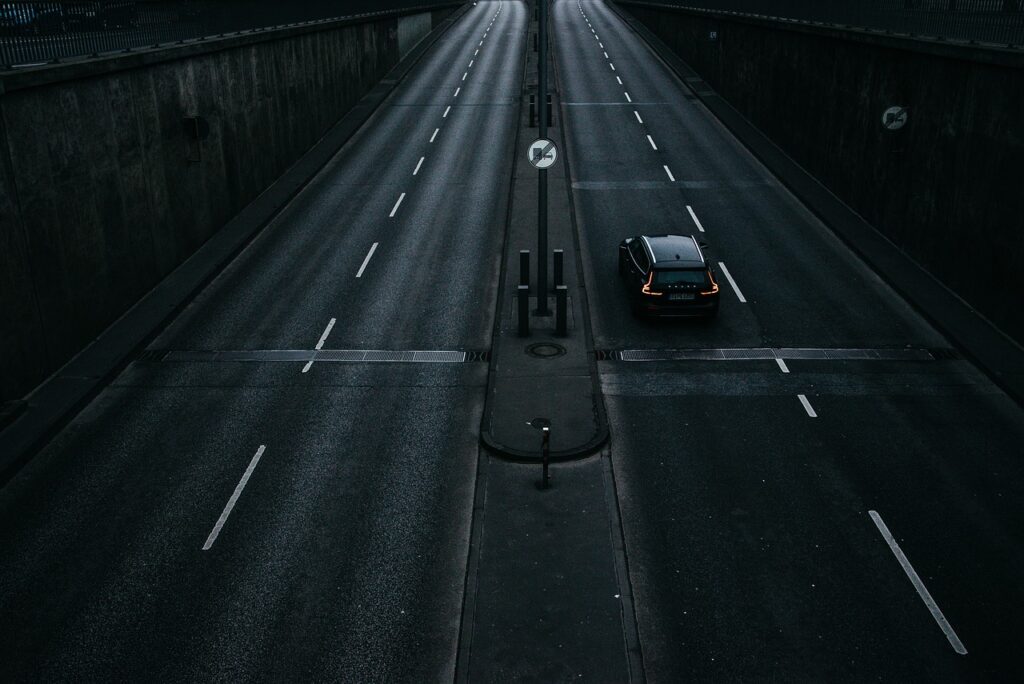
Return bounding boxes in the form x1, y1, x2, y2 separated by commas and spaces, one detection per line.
624, 91, 632, 102
868, 511, 968, 655
600, 42, 604, 48
479, 40, 483, 46
454, 86, 461, 97
389, 192, 406, 218
302, 317, 338, 373
202, 445, 266, 551
609, 62, 615, 71
776, 358, 790, 373
616, 75, 622, 85
663, 165, 675, 182
604, 51, 609, 58
315, 318, 337, 350
634, 110, 643, 124
430, 127, 439, 143
717, 261, 746, 302
797, 394, 817, 417
356, 242, 379, 279
462, 71, 468, 80
646, 134, 656, 150
469, 59, 474, 67
443, 105, 452, 118
413, 156, 425, 175
686, 205, 705, 232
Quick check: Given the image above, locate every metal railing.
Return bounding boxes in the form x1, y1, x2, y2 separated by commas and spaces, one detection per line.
0, 1, 447, 70
625, 0, 1024, 47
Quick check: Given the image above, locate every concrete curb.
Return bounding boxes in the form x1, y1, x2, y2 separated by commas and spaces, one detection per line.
478, 3, 608, 464
610, 0, 1024, 407
0, 2, 473, 487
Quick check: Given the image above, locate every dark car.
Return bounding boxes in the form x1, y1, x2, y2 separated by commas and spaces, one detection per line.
618, 234, 720, 318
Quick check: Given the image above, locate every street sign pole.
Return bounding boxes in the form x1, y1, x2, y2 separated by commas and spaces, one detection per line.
536, 0, 549, 314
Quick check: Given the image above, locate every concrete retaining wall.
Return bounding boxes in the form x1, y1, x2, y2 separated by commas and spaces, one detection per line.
619, 2, 1024, 345
0, 5, 457, 403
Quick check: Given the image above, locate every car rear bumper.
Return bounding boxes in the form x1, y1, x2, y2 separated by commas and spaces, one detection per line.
637, 296, 719, 317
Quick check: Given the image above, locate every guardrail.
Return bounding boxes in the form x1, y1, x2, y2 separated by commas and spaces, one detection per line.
0, 0, 454, 69
623, 0, 1024, 47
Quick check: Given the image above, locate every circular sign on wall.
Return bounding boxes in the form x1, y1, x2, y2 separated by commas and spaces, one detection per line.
527, 138, 557, 169
882, 106, 908, 131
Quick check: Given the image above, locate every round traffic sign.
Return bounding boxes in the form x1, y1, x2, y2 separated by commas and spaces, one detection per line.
882, 106, 908, 131
528, 138, 557, 169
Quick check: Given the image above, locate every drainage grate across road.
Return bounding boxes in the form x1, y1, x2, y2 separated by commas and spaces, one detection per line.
605, 347, 942, 362
150, 349, 486, 364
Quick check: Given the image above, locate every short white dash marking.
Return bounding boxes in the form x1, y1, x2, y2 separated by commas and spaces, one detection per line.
663, 165, 675, 182
609, 62, 615, 71
869, 511, 968, 655
413, 156, 424, 175
686, 205, 705, 232
616, 75, 622, 85
479, 40, 483, 46
315, 317, 336, 350
604, 51, 609, 58
469, 60, 474, 67
443, 105, 451, 118
646, 134, 656, 149
717, 262, 746, 302
202, 445, 266, 550
389, 192, 406, 217
776, 358, 790, 373
624, 91, 632, 103
634, 110, 643, 124
475, 48, 479, 56
797, 394, 817, 417
462, 71, 467, 81
600, 42, 604, 48
454, 86, 461, 98
356, 242, 379, 279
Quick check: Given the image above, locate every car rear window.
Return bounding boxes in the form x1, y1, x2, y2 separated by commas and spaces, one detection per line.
654, 269, 707, 286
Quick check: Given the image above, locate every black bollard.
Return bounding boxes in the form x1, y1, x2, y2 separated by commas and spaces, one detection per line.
546, 94, 553, 125
520, 250, 530, 288
552, 249, 563, 290
541, 426, 550, 488
556, 285, 568, 337
518, 285, 530, 337
529, 94, 536, 128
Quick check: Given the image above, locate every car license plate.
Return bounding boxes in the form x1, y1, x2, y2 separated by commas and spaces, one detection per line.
669, 293, 695, 301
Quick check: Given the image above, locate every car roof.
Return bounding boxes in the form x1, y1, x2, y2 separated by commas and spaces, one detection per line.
641, 234, 705, 269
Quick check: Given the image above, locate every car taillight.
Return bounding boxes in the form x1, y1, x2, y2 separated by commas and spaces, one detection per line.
641, 272, 663, 296
699, 269, 719, 296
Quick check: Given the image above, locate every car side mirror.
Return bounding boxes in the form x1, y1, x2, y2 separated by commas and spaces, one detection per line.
699, 241, 709, 249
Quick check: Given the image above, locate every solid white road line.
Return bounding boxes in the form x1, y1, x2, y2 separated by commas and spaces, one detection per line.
454, 86, 461, 98
389, 193, 406, 217
413, 156, 424, 175
443, 105, 451, 118
776, 358, 790, 373
869, 511, 968, 655
430, 127, 439, 143
634, 110, 643, 124
202, 445, 266, 551
797, 394, 817, 417
356, 242, 379, 279
646, 134, 656, 150
717, 261, 746, 302
686, 205, 705, 232
663, 165, 675, 182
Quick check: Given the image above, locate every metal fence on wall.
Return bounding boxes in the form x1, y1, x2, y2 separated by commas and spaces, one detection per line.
633, 0, 1024, 47
0, 1, 445, 69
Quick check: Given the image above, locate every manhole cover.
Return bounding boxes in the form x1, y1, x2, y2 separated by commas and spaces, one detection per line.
526, 343, 566, 358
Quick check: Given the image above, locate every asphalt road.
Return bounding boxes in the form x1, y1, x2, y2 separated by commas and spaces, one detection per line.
0, 1, 524, 680
557, 0, 1024, 681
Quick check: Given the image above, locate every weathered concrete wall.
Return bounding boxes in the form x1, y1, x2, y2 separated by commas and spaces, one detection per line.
0, 6, 458, 403
620, 2, 1024, 345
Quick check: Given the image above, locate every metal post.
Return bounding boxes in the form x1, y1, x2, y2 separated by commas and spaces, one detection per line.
556, 286, 568, 337
536, 0, 549, 315
519, 250, 530, 288
552, 249, 563, 289
518, 285, 530, 337
547, 94, 553, 125
541, 426, 550, 488
529, 94, 536, 128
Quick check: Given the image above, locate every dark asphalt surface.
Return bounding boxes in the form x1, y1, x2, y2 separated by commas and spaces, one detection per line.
559, 0, 1024, 681
0, 1, 523, 680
